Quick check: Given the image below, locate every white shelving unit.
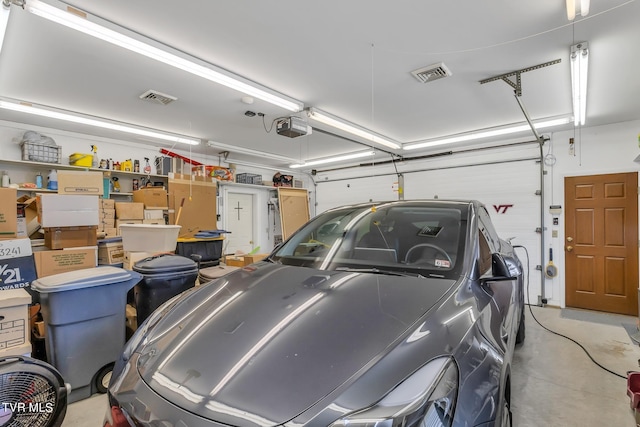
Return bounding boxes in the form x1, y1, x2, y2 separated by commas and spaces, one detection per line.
1, 159, 167, 199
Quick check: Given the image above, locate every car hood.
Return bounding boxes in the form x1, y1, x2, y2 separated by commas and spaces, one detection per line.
137, 263, 455, 427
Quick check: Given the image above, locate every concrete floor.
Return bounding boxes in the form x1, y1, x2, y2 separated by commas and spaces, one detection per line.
62, 305, 640, 426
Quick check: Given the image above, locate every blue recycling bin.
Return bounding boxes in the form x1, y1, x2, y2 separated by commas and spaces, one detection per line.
31, 266, 142, 403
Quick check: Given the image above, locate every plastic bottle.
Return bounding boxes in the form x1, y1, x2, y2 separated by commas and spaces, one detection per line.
36, 172, 43, 189
1, 171, 9, 188
47, 169, 58, 191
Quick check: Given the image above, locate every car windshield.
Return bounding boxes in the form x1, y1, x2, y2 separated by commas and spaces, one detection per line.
271, 202, 467, 279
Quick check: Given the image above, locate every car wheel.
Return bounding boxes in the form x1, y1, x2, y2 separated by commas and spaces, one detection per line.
501, 378, 513, 427
95, 363, 114, 394
515, 311, 525, 344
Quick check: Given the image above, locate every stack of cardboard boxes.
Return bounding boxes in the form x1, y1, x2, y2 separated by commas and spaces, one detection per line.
98, 198, 117, 238
0, 188, 35, 358
34, 193, 99, 278
115, 202, 144, 231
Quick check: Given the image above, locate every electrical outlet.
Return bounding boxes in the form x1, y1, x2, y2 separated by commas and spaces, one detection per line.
552, 230, 558, 238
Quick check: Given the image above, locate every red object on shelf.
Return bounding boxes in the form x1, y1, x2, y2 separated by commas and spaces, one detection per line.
159, 148, 203, 166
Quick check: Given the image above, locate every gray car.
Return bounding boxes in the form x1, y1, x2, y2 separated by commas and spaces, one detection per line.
105, 200, 524, 427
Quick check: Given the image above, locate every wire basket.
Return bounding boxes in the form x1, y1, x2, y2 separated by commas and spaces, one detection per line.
21, 141, 62, 164
236, 173, 262, 185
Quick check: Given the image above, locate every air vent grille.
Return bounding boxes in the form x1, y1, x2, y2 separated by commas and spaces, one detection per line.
139, 90, 177, 105
411, 63, 452, 83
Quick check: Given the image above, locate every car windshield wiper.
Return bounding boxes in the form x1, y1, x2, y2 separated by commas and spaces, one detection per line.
335, 267, 424, 278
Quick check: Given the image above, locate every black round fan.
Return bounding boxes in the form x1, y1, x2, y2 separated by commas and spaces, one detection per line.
0, 356, 67, 427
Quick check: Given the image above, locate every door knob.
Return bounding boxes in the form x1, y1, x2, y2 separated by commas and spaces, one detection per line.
566, 246, 573, 252
567, 237, 573, 242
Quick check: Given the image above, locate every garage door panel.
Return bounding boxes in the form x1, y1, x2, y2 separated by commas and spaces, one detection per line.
317, 157, 543, 304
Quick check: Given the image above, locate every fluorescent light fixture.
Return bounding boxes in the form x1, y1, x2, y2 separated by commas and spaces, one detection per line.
566, 0, 590, 20
289, 150, 375, 169
207, 140, 299, 163
27, 0, 303, 112
0, 99, 200, 145
570, 42, 589, 126
307, 108, 401, 150
403, 116, 572, 151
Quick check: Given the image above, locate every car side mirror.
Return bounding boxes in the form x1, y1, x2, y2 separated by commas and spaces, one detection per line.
482, 253, 521, 282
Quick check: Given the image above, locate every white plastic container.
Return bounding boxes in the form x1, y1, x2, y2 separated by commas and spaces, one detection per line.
119, 224, 181, 252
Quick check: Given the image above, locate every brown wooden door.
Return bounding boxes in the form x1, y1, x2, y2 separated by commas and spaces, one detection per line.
565, 172, 638, 315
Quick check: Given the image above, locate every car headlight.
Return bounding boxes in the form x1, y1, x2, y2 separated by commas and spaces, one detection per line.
330, 357, 458, 427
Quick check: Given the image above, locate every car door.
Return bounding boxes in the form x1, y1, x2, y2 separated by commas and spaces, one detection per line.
478, 211, 518, 351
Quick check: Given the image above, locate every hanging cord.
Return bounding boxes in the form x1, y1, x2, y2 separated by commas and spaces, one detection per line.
513, 244, 627, 380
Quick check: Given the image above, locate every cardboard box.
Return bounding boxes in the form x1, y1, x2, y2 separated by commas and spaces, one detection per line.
0, 239, 37, 294
57, 170, 104, 195
100, 218, 116, 229
16, 196, 40, 238
98, 240, 124, 265
0, 188, 17, 239
43, 226, 98, 249
37, 194, 99, 227
0, 288, 31, 354
223, 256, 246, 267
123, 251, 156, 270
223, 253, 269, 267
100, 209, 116, 220
144, 209, 165, 220
100, 198, 115, 209
168, 177, 217, 238
115, 202, 144, 220
243, 253, 270, 264
102, 228, 118, 238
133, 188, 168, 209
33, 246, 97, 278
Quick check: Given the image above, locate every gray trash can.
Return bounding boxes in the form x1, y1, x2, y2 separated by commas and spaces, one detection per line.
31, 266, 142, 403
132, 254, 198, 324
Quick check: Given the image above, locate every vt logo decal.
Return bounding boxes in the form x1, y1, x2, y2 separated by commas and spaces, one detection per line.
493, 204, 514, 214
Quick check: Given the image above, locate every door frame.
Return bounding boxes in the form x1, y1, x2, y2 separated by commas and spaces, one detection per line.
219, 182, 274, 255
558, 169, 640, 310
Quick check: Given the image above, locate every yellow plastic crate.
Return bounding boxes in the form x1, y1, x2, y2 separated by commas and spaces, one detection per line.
69, 153, 93, 167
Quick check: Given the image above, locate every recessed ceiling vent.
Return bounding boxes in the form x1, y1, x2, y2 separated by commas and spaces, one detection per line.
410, 62, 452, 83
139, 90, 177, 105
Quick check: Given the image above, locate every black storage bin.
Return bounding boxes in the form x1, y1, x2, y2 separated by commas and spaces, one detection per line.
176, 239, 223, 266
132, 254, 198, 324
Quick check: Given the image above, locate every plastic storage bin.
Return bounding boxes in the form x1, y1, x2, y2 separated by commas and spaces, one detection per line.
119, 224, 181, 252
132, 254, 198, 324
31, 266, 142, 403
176, 239, 223, 267
198, 264, 239, 284
68, 153, 93, 167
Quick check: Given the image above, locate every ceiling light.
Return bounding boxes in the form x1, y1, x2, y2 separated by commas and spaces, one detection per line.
306, 108, 401, 150
289, 151, 375, 169
207, 140, 299, 163
403, 117, 572, 151
0, 99, 200, 145
27, 0, 303, 112
566, 0, 590, 20
570, 42, 589, 126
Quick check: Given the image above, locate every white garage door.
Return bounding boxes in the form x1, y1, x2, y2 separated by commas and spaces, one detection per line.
315, 157, 544, 305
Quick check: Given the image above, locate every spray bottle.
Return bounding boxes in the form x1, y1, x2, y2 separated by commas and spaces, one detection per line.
91, 145, 99, 168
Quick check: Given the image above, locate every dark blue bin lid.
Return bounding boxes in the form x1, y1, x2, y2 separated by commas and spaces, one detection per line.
31, 266, 142, 293
132, 254, 198, 275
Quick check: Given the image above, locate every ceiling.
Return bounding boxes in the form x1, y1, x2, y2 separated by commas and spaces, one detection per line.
1, 0, 638, 170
